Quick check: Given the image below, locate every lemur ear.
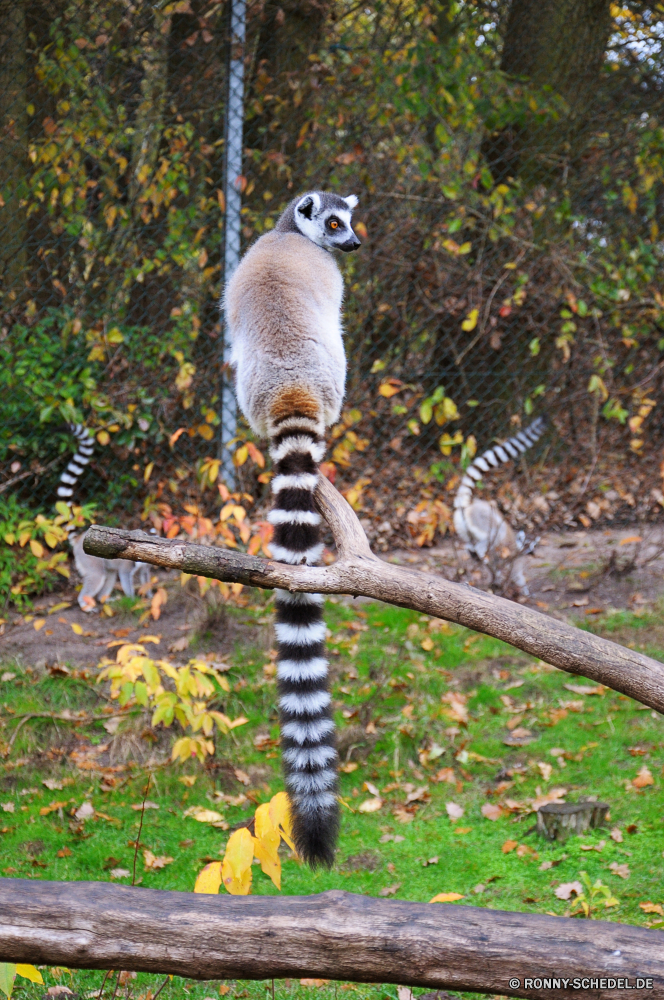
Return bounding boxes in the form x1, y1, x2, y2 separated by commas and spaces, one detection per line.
296, 193, 321, 220
344, 194, 359, 210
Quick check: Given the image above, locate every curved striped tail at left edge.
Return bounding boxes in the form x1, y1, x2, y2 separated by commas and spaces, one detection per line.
267, 410, 338, 868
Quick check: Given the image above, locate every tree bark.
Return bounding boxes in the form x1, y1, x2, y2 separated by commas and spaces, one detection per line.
84, 476, 664, 716
501, 0, 613, 113
0, 880, 662, 997
0, 2, 28, 304
484, 0, 613, 184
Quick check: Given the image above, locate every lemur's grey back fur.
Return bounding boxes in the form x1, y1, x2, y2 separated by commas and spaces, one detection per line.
224, 190, 360, 868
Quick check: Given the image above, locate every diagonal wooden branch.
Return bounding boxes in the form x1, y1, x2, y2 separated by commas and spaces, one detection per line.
84, 477, 664, 714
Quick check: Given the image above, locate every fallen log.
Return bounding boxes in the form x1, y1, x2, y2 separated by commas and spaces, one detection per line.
0, 880, 661, 999
84, 476, 664, 714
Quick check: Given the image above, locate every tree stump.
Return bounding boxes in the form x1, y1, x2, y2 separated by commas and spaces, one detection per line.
536, 800, 609, 841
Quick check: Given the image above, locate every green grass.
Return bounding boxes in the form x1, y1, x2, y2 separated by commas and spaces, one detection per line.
1, 597, 664, 1000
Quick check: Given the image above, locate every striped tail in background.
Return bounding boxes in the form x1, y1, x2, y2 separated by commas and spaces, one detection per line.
266, 412, 338, 869
454, 415, 547, 510
57, 424, 95, 523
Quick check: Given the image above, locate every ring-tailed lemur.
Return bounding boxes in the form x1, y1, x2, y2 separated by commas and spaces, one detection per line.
57, 424, 152, 612
225, 190, 361, 867
453, 416, 547, 594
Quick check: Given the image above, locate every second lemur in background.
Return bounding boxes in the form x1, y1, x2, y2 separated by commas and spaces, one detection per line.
58, 424, 151, 611
453, 416, 547, 593
225, 190, 361, 868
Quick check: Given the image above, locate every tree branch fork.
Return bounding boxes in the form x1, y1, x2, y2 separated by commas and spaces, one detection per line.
84, 476, 664, 714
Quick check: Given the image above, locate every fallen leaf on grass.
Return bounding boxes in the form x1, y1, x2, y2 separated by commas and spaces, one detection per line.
392, 806, 414, 824
610, 827, 623, 843
109, 868, 131, 879
131, 801, 160, 810
537, 762, 553, 781
433, 767, 456, 784
555, 881, 583, 900
379, 833, 405, 843
580, 840, 605, 852
33, 618, 46, 631
609, 862, 630, 879
632, 766, 654, 789
1, 803, 14, 813
640, 902, 664, 915
179, 775, 197, 787
340, 762, 358, 773
454, 827, 471, 835
74, 802, 94, 821
441, 691, 468, 725
143, 849, 174, 871
300, 981, 329, 988
42, 778, 73, 791
481, 803, 504, 821
379, 883, 401, 896
1, 672, 16, 682
430, 892, 464, 903
445, 802, 464, 821
40, 800, 68, 817
502, 840, 518, 853
183, 806, 228, 828
404, 786, 430, 805
563, 683, 604, 696
45, 986, 73, 995
531, 788, 567, 811
358, 796, 383, 813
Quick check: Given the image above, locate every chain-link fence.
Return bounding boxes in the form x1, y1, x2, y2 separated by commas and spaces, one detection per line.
1, 0, 663, 546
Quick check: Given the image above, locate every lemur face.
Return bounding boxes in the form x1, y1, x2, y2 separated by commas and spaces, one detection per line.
294, 192, 361, 253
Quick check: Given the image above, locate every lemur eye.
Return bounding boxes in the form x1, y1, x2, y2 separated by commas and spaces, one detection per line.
328, 218, 339, 230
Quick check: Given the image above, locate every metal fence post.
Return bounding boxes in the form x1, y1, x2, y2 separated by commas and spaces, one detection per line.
219, 0, 246, 490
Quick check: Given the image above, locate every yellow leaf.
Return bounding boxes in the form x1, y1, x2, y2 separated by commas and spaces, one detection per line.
29, 539, 44, 558
254, 802, 282, 889
144, 462, 154, 483
234, 444, 248, 466
194, 861, 222, 894
198, 423, 214, 441
378, 382, 402, 398
71, 623, 84, 635
461, 308, 479, 332
620, 535, 642, 546
269, 790, 296, 851
640, 902, 664, 915
222, 827, 254, 895
97, 430, 110, 446
430, 892, 465, 903
33, 619, 46, 632
458, 242, 472, 254
15, 966, 43, 985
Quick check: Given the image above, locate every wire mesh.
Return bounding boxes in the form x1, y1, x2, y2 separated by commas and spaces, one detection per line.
0, 1, 663, 537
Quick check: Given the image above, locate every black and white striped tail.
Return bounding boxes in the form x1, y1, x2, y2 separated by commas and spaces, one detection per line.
57, 424, 95, 529
267, 415, 338, 868
454, 415, 546, 510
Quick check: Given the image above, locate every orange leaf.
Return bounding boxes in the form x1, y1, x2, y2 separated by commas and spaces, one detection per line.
430, 892, 464, 903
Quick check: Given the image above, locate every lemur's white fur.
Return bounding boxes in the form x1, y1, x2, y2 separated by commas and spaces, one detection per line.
57, 424, 152, 611
224, 190, 360, 869
453, 417, 546, 595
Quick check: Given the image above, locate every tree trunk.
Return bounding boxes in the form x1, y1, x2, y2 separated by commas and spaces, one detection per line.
1, 880, 663, 997
0, 2, 28, 306
501, 0, 612, 112
484, 0, 613, 184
